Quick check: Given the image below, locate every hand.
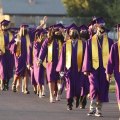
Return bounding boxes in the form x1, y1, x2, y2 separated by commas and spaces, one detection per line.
59, 72, 64, 78
106, 74, 112, 83
84, 72, 90, 76
87, 93, 90, 99
27, 64, 31, 70
36, 59, 42, 67
43, 16, 48, 24
40, 16, 48, 25
15, 38, 21, 44
0, 50, 3, 55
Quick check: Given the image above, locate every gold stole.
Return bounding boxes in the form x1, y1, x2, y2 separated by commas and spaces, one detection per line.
0, 31, 13, 54
92, 34, 109, 69
102, 34, 109, 68
47, 41, 53, 62
66, 40, 83, 71
77, 40, 83, 71
16, 34, 30, 57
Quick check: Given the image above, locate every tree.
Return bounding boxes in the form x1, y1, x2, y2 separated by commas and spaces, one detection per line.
62, 0, 120, 27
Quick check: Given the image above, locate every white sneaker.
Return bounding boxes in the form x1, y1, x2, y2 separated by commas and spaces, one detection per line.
95, 112, 102, 117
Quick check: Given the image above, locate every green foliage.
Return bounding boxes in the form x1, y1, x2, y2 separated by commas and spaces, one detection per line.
62, 0, 120, 27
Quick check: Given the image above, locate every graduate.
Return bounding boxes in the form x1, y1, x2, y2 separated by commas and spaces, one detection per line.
82, 17, 113, 117
9, 24, 31, 94
37, 27, 62, 103
52, 24, 65, 101
56, 23, 86, 110
79, 25, 90, 109
29, 28, 47, 97
0, 19, 13, 90
106, 24, 120, 112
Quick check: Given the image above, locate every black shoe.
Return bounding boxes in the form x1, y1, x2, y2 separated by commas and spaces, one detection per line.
4, 84, 9, 91
67, 106, 72, 110
34, 90, 37, 94
87, 110, 96, 116
12, 85, 16, 92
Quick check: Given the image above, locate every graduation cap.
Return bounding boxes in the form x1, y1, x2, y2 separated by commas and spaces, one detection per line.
79, 25, 88, 32
9, 27, 19, 34
20, 24, 29, 28
0, 19, 10, 26
54, 23, 65, 29
95, 17, 105, 26
66, 23, 78, 34
35, 28, 47, 36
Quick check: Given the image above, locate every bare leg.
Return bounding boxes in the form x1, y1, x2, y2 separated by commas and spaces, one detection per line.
33, 85, 37, 94
38, 84, 42, 98
12, 74, 19, 92
22, 70, 29, 94
42, 85, 45, 96
0, 79, 4, 90
48, 81, 55, 103
56, 80, 61, 101
16, 78, 21, 92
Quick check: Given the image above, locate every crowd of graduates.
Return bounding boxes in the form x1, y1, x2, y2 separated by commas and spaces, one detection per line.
0, 16, 120, 117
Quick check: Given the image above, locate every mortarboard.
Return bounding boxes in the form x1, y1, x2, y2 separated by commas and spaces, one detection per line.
9, 27, 19, 34
79, 25, 88, 31
54, 23, 65, 29
35, 28, 47, 36
20, 24, 29, 28
66, 23, 78, 34
95, 17, 105, 26
0, 19, 10, 26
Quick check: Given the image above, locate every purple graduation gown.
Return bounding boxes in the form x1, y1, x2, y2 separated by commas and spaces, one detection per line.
9, 35, 31, 77
38, 39, 59, 82
82, 36, 113, 102
106, 42, 120, 105
30, 41, 44, 85
0, 32, 14, 81
56, 40, 87, 99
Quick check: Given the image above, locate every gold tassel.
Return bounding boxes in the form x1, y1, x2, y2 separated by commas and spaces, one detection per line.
58, 40, 62, 58
9, 32, 13, 42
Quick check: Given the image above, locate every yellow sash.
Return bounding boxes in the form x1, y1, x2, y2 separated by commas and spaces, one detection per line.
66, 40, 72, 69
92, 34, 109, 69
77, 40, 83, 71
66, 40, 83, 71
47, 41, 53, 62
0, 31, 5, 53
16, 34, 30, 57
0, 31, 13, 54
